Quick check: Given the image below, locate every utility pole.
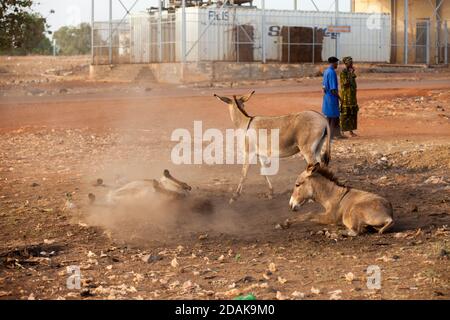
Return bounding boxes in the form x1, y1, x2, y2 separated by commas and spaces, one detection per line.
53, 39, 57, 56
426, 19, 430, 65
91, 0, 94, 64
158, 0, 162, 62
335, 0, 339, 57
404, 0, 409, 64
445, 20, 448, 65
261, 0, 266, 63
109, 0, 113, 65
182, 0, 187, 62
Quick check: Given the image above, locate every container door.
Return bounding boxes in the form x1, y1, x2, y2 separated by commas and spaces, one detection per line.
234, 24, 254, 62
415, 20, 429, 64
281, 27, 324, 63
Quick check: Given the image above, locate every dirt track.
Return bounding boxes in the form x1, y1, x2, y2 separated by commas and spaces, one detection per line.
0, 57, 449, 300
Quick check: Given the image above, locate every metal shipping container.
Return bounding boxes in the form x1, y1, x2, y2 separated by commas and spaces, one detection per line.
131, 7, 391, 63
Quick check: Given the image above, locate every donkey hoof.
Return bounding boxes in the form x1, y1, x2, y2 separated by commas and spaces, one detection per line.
229, 197, 237, 204
346, 230, 358, 237
267, 193, 274, 200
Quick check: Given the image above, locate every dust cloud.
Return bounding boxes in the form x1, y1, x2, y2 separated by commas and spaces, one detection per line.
79, 106, 271, 245
76, 89, 297, 246
83, 171, 263, 245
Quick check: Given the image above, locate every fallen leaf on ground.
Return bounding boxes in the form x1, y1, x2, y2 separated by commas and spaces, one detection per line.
278, 277, 287, 284
329, 289, 343, 300
291, 291, 305, 299
268, 263, 277, 273
311, 287, 321, 295
345, 272, 355, 282
171, 257, 179, 268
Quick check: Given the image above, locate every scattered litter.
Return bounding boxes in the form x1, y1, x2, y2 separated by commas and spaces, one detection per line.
329, 290, 343, 300
276, 291, 286, 300
141, 254, 163, 263
291, 291, 305, 299
268, 263, 277, 273
171, 257, 179, 268
311, 287, 321, 295
424, 176, 446, 185
277, 277, 287, 284
198, 234, 208, 240
234, 294, 256, 300
345, 272, 355, 282
275, 219, 291, 230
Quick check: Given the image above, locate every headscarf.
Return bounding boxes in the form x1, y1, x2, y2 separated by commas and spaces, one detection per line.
342, 56, 353, 65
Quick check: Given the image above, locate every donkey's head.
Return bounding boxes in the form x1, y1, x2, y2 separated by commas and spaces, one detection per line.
158, 169, 192, 196
289, 163, 321, 211
214, 91, 255, 110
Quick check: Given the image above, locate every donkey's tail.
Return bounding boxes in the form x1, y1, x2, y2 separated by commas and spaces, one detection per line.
321, 118, 331, 167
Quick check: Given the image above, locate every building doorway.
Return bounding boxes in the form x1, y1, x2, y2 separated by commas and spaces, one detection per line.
415, 20, 429, 64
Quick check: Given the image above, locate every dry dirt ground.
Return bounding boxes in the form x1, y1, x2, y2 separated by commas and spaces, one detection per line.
0, 56, 449, 300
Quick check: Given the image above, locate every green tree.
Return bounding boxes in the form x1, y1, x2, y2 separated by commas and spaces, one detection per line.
53, 23, 91, 55
17, 12, 52, 54
0, 0, 52, 54
33, 35, 53, 55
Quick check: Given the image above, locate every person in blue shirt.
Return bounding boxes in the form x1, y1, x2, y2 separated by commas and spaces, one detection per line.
322, 56, 343, 139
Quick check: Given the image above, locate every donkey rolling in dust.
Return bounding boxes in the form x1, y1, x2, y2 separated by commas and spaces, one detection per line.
289, 163, 395, 236
215, 91, 331, 203
89, 169, 214, 216
89, 170, 192, 206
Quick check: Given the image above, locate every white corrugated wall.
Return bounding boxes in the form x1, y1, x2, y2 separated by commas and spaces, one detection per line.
133, 7, 391, 63
131, 14, 150, 63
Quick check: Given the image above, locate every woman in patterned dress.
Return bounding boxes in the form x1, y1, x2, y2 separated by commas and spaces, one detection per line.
340, 56, 359, 137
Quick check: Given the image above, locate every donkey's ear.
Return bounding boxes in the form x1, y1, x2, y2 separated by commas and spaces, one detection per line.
163, 169, 171, 178
240, 91, 255, 103
214, 94, 233, 105
306, 162, 321, 175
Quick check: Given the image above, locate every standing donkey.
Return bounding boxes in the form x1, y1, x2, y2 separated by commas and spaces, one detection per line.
214, 91, 331, 203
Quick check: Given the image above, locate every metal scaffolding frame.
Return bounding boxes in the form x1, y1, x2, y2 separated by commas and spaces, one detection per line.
404, 0, 409, 64
91, 0, 342, 65
184, 0, 230, 59
90, 0, 449, 66
91, 0, 139, 65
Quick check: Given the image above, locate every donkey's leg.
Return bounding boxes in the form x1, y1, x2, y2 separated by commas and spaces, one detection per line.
342, 211, 363, 237
313, 135, 326, 165
312, 212, 336, 225
258, 156, 274, 199
298, 212, 329, 224
230, 145, 251, 204
301, 126, 328, 167
230, 162, 250, 204
299, 142, 317, 167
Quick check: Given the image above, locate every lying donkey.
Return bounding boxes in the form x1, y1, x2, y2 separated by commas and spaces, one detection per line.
215, 91, 331, 203
89, 170, 192, 206
289, 163, 394, 236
